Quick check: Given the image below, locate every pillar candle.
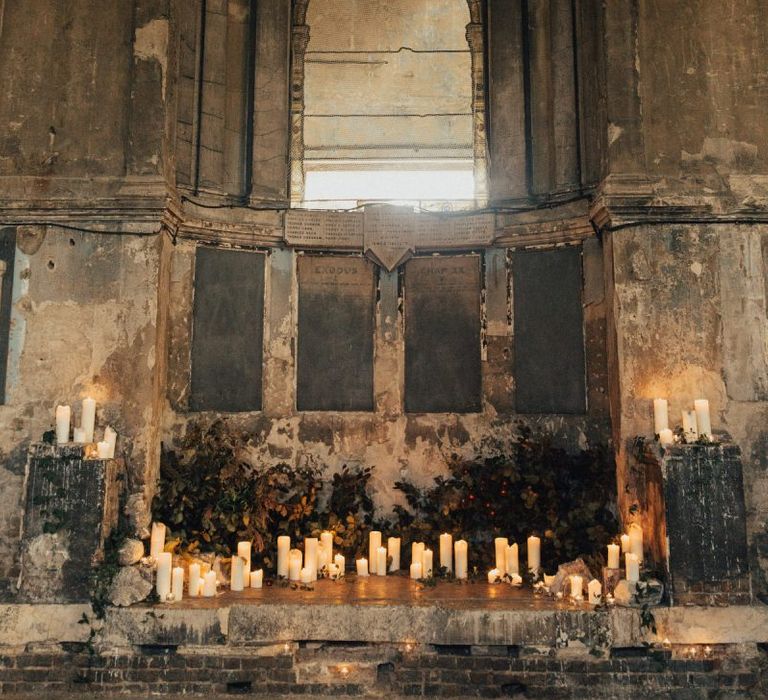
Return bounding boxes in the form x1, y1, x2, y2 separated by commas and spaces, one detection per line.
356, 558, 369, 577
506, 543, 519, 576
569, 574, 583, 600
607, 544, 620, 570
488, 568, 501, 583
81, 397, 96, 443
409, 561, 422, 580
188, 563, 201, 597
369, 531, 382, 575
304, 538, 318, 581
628, 523, 643, 562
231, 556, 244, 592
376, 546, 387, 576
653, 398, 669, 434
620, 534, 630, 553
334, 553, 345, 574
439, 533, 453, 574
202, 570, 217, 597
250, 569, 263, 589
171, 567, 184, 603
321, 530, 334, 558
289, 549, 303, 581
387, 537, 401, 572
588, 579, 602, 605
329, 563, 340, 578
55, 405, 71, 444
659, 429, 674, 446
155, 552, 172, 601
300, 566, 313, 584
527, 536, 541, 573
96, 441, 110, 459
422, 548, 433, 578
237, 541, 251, 588
150, 522, 166, 560
494, 537, 508, 572
73, 428, 87, 444
104, 425, 117, 458
682, 410, 699, 441
625, 553, 640, 583
317, 545, 329, 573
694, 399, 712, 438
277, 536, 291, 578
454, 540, 468, 580
411, 542, 425, 568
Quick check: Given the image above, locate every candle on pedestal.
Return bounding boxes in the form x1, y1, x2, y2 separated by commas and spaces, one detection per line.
150, 522, 166, 560
237, 541, 251, 588
304, 538, 318, 581
409, 561, 422, 580
368, 531, 382, 575
231, 556, 244, 592
625, 553, 640, 583
694, 399, 712, 438
277, 536, 291, 578
620, 534, 630, 553
569, 575, 583, 600
250, 569, 263, 588
607, 544, 620, 570
488, 568, 501, 584
202, 570, 217, 597
81, 397, 96, 443
387, 537, 401, 572
288, 549, 303, 581
527, 536, 541, 573
494, 537, 508, 573
334, 553, 345, 574
454, 540, 468, 580
653, 398, 669, 434
188, 563, 201, 597
659, 429, 674, 446
506, 543, 519, 576
421, 548, 433, 578
439, 533, 452, 574
376, 546, 387, 576
588, 579, 602, 605
356, 558, 369, 577
628, 523, 643, 562
156, 552, 172, 601
171, 567, 184, 603
55, 405, 71, 444
682, 410, 699, 441
73, 428, 87, 444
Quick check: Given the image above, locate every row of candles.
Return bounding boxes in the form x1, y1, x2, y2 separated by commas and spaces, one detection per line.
54, 399, 117, 459
652, 397, 712, 445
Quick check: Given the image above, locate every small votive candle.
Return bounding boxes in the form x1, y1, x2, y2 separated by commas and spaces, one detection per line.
334, 553, 345, 574
300, 566, 313, 585
488, 568, 502, 584
410, 561, 422, 580
327, 563, 340, 578
202, 570, 217, 597
96, 441, 110, 459
356, 558, 369, 577
250, 569, 263, 589
588, 579, 602, 605
659, 428, 674, 446
288, 549, 303, 581
569, 574, 583, 600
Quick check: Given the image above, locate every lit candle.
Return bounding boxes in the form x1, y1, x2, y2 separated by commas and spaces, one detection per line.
73, 428, 87, 444
171, 566, 184, 603
81, 397, 96, 443
96, 441, 110, 459
156, 552, 172, 601
625, 553, 640, 583
387, 537, 401, 572
587, 579, 602, 605
150, 522, 166, 560
188, 563, 201, 597
320, 531, 334, 561
694, 399, 711, 438
439, 533, 453, 574
543, 574, 555, 589
488, 568, 501, 584
409, 561, 422, 580
334, 553, 345, 574
327, 563, 339, 578
317, 545, 329, 574
55, 405, 71, 444
250, 569, 263, 588
231, 556, 244, 592
288, 549, 303, 581
527, 536, 541, 573
620, 534, 630, 553
628, 523, 643, 562
569, 574, 583, 600
304, 538, 318, 581
422, 548, 433, 578
356, 558, 369, 577
237, 541, 251, 588
376, 546, 387, 576
202, 570, 217, 597
607, 544, 620, 569
454, 540, 468, 580
653, 398, 669, 434
369, 531, 382, 575
682, 410, 698, 441
411, 542, 425, 568
300, 566, 313, 585
659, 429, 674, 446
494, 537, 508, 573
104, 426, 117, 458
277, 536, 291, 578
506, 543, 519, 576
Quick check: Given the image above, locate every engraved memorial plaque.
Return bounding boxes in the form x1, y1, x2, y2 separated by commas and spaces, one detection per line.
285, 209, 363, 249
363, 206, 416, 271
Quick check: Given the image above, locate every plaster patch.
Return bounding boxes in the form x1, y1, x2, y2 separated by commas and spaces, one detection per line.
608, 123, 623, 146
690, 262, 703, 277
134, 19, 168, 99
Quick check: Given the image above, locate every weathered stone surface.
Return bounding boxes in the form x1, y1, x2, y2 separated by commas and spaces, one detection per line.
108, 565, 153, 607
613, 580, 636, 606
125, 492, 151, 539
118, 538, 145, 566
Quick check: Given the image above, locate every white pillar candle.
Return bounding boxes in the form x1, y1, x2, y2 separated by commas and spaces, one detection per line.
104, 425, 117, 458
653, 398, 669, 434
327, 563, 339, 578
356, 558, 369, 577
439, 533, 453, 574
527, 536, 541, 573
494, 537, 508, 572
231, 556, 244, 592
387, 537, 401, 572
300, 566, 313, 584
620, 534, 630, 553
628, 523, 644, 562
569, 574, 583, 600
188, 563, 201, 597
409, 561, 422, 580
334, 553, 345, 574
588, 579, 602, 605
376, 546, 387, 576
454, 540, 468, 580
250, 569, 263, 588
607, 544, 620, 569
155, 552, 172, 601
202, 570, 217, 597
411, 541, 425, 568
506, 543, 519, 576
81, 397, 96, 443
304, 538, 318, 581
659, 429, 674, 446
288, 549, 303, 581
543, 574, 556, 589
171, 567, 184, 603
237, 541, 251, 588
421, 548, 433, 578
488, 568, 502, 583
150, 522, 166, 560
317, 545, 329, 573
73, 428, 87, 444
320, 531, 334, 561
694, 399, 712, 438
96, 441, 110, 459
368, 531, 382, 575
625, 553, 640, 583
682, 410, 699, 441
277, 536, 291, 578
55, 405, 71, 444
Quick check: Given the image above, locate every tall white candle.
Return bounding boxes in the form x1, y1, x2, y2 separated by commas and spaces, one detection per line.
300, 566, 313, 584
250, 569, 263, 589
494, 537, 508, 572
620, 534, 630, 553
409, 561, 422, 580
376, 546, 387, 576
320, 531, 334, 560
625, 553, 640, 583
289, 549, 303, 581
369, 531, 382, 575
277, 536, 291, 578
682, 410, 699, 441
588, 579, 602, 605
73, 428, 87, 444
156, 552, 172, 601
439, 533, 453, 574
171, 566, 184, 603
81, 397, 96, 443
569, 574, 583, 600
356, 558, 369, 577
150, 522, 166, 560
653, 398, 669, 434
454, 540, 468, 580
422, 548, 433, 578
188, 563, 201, 597
237, 541, 251, 588
506, 543, 519, 575
411, 542, 425, 568
55, 405, 71, 444
628, 523, 643, 562
694, 399, 712, 438
104, 426, 117, 458
607, 544, 620, 569
387, 537, 401, 572
231, 556, 244, 592
202, 570, 217, 597
527, 536, 541, 573
659, 429, 674, 446
488, 568, 501, 583
304, 538, 318, 581
334, 553, 345, 574
317, 545, 329, 573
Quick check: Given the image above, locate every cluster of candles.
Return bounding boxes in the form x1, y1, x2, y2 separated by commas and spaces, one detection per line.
653, 397, 712, 445
612, 522, 644, 583
54, 398, 117, 459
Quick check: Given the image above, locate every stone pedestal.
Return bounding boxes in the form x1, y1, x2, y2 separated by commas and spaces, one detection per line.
17, 443, 120, 603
